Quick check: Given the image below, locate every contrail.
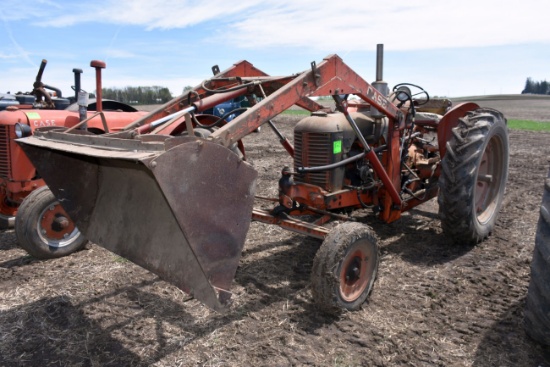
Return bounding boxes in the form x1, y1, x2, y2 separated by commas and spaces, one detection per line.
0, 9, 36, 67
105, 25, 123, 62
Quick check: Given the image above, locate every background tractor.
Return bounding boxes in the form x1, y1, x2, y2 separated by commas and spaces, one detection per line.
0, 59, 148, 258
17, 45, 509, 314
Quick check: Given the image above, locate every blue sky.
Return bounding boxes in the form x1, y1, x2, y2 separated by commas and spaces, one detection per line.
1, 0, 548, 98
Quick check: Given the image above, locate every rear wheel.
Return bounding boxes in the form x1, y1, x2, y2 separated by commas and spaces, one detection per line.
524, 169, 550, 345
311, 222, 379, 313
15, 186, 88, 259
438, 108, 509, 245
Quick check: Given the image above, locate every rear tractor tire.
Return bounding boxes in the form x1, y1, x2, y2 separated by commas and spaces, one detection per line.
311, 222, 379, 313
524, 169, 550, 345
438, 108, 509, 245
15, 186, 88, 259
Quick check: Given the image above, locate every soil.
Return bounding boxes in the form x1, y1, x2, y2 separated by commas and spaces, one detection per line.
1, 99, 550, 366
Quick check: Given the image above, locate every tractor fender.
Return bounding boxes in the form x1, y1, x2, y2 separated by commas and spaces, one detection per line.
437, 102, 479, 159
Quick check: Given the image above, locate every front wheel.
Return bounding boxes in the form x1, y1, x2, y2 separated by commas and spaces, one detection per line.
15, 186, 88, 259
438, 108, 509, 245
311, 222, 379, 313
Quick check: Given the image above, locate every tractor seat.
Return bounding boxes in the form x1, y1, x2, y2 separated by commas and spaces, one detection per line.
415, 112, 442, 128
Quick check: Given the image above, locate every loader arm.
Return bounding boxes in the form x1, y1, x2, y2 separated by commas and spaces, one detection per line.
210, 54, 401, 147
124, 61, 325, 131
122, 60, 269, 130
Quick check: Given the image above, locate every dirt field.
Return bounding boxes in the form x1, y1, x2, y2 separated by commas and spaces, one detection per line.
1, 98, 550, 366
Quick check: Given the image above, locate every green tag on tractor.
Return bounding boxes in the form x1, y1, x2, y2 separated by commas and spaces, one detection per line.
333, 140, 342, 154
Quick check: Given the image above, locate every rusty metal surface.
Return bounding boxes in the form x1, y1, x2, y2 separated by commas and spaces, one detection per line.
437, 102, 479, 158
122, 60, 272, 131
150, 140, 257, 294
90, 60, 106, 112
252, 209, 329, 239
18, 136, 257, 311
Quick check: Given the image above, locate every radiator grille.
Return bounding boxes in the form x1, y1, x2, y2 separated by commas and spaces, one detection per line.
0, 125, 10, 179
293, 131, 331, 190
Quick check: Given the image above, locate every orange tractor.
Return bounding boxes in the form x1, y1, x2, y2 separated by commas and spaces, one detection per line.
17, 45, 509, 313
0, 60, 148, 258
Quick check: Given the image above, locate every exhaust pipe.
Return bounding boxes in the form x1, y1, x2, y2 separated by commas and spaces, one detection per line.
372, 44, 389, 97
72, 68, 88, 128
72, 68, 83, 102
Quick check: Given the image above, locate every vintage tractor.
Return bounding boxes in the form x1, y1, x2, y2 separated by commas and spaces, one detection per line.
17, 45, 509, 313
524, 167, 550, 345
0, 59, 148, 258
0, 60, 71, 112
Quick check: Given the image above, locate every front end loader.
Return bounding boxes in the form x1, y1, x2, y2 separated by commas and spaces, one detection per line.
17, 45, 509, 313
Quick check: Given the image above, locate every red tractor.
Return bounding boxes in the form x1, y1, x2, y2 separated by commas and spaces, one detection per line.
18, 45, 509, 313
0, 60, 148, 258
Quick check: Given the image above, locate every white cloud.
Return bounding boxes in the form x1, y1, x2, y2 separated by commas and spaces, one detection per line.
223, 0, 550, 51
1, 0, 547, 97
22, 0, 549, 51
34, 0, 263, 28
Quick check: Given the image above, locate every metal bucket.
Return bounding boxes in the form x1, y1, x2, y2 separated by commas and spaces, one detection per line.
18, 129, 257, 311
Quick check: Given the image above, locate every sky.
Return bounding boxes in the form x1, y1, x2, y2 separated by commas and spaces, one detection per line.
0, 0, 548, 99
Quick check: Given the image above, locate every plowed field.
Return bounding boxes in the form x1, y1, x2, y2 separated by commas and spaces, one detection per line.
1, 97, 549, 366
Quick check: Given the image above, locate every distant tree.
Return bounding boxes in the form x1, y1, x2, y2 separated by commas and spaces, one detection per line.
101, 86, 173, 104
182, 85, 193, 94
522, 77, 549, 95
539, 80, 549, 95
522, 77, 535, 94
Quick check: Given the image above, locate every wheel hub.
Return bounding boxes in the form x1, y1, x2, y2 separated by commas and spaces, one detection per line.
339, 241, 377, 302
475, 135, 504, 224
39, 203, 77, 242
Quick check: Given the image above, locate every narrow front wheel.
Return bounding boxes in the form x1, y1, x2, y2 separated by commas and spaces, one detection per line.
311, 222, 379, 313
15, 186, 88, 259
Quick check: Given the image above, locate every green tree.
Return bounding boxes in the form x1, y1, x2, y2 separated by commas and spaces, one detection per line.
522, 78, 549, 95
522, 77, 534, 94
101, 86, 173, 104
539, 80, 549, 95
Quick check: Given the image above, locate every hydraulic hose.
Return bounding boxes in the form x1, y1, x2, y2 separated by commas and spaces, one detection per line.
201, 79, 258, 94
297, 153, 365, 174
195, 107, 249, 129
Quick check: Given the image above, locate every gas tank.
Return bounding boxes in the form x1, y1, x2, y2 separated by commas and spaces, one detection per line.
293, 111, 386, 191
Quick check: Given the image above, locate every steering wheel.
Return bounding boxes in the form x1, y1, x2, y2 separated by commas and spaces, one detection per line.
392, 83, 430, 107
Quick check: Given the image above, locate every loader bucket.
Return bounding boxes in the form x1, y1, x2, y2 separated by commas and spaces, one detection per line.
17, 130, 257, 311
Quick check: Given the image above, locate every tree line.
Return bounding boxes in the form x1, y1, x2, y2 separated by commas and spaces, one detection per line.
522, 78, 549, 95
101, 86, 173, 105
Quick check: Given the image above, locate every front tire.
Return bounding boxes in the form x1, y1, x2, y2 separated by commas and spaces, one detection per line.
438, 108, 509, 245
311, 222, 379, 313
524, 169, 550, 345
15, 186, 88, 259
